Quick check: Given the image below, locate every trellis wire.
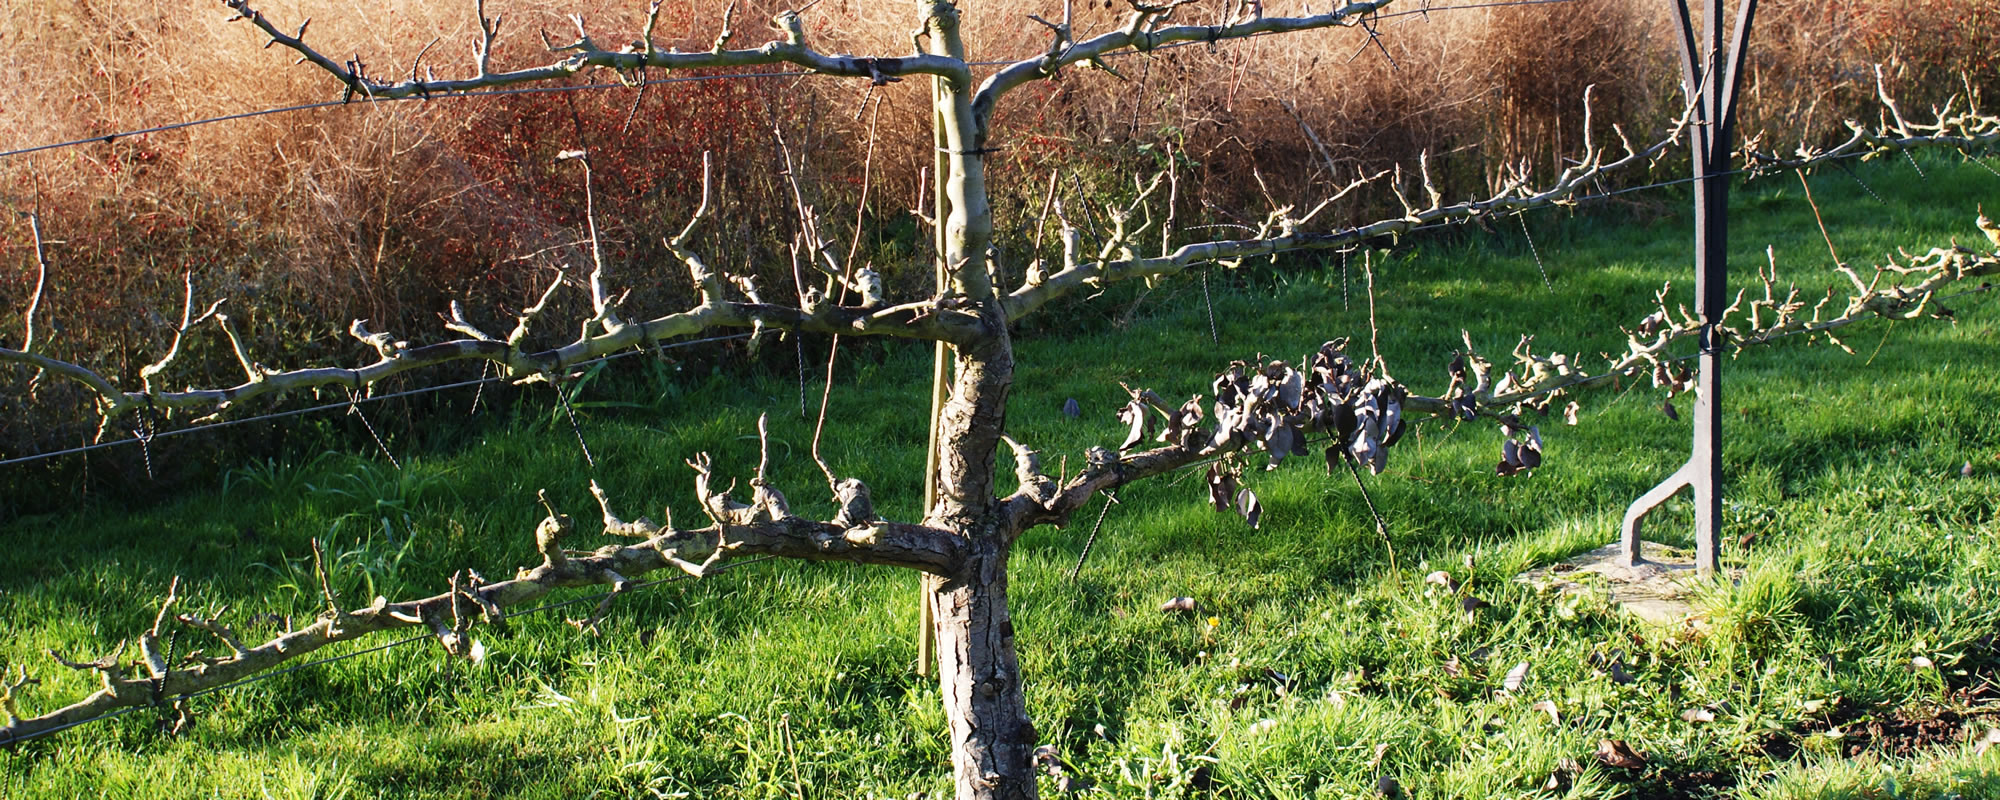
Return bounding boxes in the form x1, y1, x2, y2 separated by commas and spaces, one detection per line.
1067, 493, 1116, 581
1968, 155, 2000, 180
552, 380, 598, 471
0, 333, 750, 468
346, 389, 403, 470
0, 72, 806, 161
1201, 269, 1219, 343
1903, 149, 1928, 181
1832, 159, 1889, 205
467, 361, 491, 415
132, 413, 157, 481
1518, 212, 1554, 293
1341, 249, 1351, 311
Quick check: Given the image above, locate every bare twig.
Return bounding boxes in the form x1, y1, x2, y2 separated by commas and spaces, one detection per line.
138, 274, 227, 396
555, 148, 620, 336
1795, 170, 1845, 269
21, 213, 49, 356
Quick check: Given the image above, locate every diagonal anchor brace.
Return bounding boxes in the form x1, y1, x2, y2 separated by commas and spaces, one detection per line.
1619, 460, 1694, 569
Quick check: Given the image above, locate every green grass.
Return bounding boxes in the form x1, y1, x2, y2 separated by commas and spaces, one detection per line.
4, 153, 1999, 799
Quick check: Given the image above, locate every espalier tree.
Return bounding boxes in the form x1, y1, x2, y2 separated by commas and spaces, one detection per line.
3, 1, 1997, 797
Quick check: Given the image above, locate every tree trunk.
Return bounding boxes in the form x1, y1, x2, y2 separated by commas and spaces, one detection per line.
931, 538, 1038, 800
924, 332, 1034, 800
920, 4, 1038, 797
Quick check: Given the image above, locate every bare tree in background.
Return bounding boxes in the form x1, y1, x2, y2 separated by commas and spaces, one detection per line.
3, 1, 1997, 797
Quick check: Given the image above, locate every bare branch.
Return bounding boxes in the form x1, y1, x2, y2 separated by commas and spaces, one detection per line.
137, 273, 227, 395
211, 313, 269, 385
221, 0, 968, 101
174, 608, 250, 659
556, 148, 622, 336
1005, 94, 1683, 317
772, 126, 869, 300
1453, 239, 1999, 418
20, 213, 49, 356
639, 1, 663, 58
1006, 232, 2000, 532
3, 190, 984, 426
1006, 86, 2000, 322
471, 0, 501, 77
0, 667, 37, 727
0, 463, 964, 744
1741, 74, 2000, 171
445, 300, 499, 342
975, 0, 1396, 123
506, 269, 567, 349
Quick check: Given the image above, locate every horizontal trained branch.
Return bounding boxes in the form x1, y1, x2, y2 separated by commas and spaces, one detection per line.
0, 434, 961, 744
1004, 88, 1676, 319
1003, 231, 1999, 531
1741, 66, 2000, 172
221, 0, 968, 102
1005, 87, 2000, 320
0, 150, 988, 427
0, 287, 982, 422
974, 0, 1398, 124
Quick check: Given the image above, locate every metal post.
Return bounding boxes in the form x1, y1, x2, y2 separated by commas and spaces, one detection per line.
1619, 0, 1755, 577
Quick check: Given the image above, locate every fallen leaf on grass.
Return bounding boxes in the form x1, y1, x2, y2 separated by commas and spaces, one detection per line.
1543, 758, 1581, 792
1264, 667, 1292, 696
1503, 661, 1530, 693
1975, 727, 2000, 755
1530, 699, 1561, 724
1460, 595, 1492, 617
1595, 738, 1647, 769
1681, 707, 1717, 723
1159, 597, 1198, 614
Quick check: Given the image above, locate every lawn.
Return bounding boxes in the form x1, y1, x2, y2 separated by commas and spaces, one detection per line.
2, 153, 1997, 799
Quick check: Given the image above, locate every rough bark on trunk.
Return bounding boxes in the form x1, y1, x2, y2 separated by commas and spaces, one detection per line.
932, 539, 1037, 800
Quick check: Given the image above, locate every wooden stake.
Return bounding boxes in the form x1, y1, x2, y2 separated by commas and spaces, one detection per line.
917, 73, 950, 680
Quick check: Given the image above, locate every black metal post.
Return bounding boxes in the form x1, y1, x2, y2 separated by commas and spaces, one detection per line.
1619, 0, 1756, 577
